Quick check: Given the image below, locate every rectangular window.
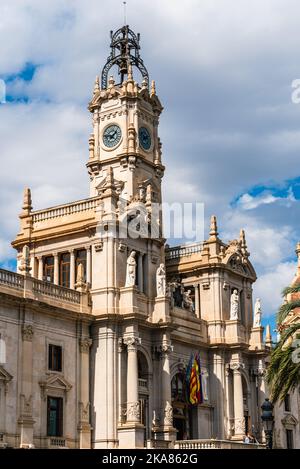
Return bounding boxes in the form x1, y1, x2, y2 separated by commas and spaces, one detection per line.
286, 429, 294, 449
44, 256, 54, 283
59, 253, 70, 288
284, 394, 291, 412
75, 249, 87, 282
47, 396, 63, 437
48, 344, 62, 372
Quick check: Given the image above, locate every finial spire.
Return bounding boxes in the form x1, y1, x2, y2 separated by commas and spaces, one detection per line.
265, 324, 272, 347
22, 188, 32, 213
127, 63, 133, 81
151, 80, 156, 97
209, 215, 218, 239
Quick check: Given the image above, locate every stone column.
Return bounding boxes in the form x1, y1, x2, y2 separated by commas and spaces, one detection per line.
124, 336, 141, 423
161, 343, 173, 426
156, 337, 176, 443
70, 250, 75, 289
117, 339, 124, 424
37, 256, 43, 281
78, 338, 92, 448
86, 246, 91, 286
225, 365, 232, 438
138, 254, 143, 293
257, 365, 267, 440
232, 363, 245, 440
54, 252, 59, 285
18, 325, 35, 448
193, 284, 200, 318
212, 351, 225, 439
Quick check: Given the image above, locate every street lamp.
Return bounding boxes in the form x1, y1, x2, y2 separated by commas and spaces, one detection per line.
261, 398, 274, 449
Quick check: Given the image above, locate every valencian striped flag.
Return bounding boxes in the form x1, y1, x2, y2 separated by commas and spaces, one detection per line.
186, 352, 203, 405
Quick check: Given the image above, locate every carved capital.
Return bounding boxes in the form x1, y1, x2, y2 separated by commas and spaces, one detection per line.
79, 338, 92, 353
124, 336, 141, 352
230, 362, 245, 372
117, 338, 124, 353
22, 325, 34, 342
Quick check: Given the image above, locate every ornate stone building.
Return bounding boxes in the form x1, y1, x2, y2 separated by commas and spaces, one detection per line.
0, 25, 268, 449
273, 243, 300, 449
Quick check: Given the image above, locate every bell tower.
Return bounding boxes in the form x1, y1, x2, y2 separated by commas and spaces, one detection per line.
87, 25, 164, 204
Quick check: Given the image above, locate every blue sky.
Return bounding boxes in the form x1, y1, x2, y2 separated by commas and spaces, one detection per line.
1, 0, 300, 337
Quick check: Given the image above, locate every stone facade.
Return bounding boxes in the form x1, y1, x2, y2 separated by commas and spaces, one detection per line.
0, 25, 269, 449
273, 244, 300, 449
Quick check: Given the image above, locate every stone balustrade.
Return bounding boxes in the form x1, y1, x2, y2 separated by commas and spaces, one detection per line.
174, 439, 265, 450
32, 196, 101, 223
138, 378, 148, 390
165, 242, 204, 260
0, 267, 89, 313
32, 278, 81, 304
0, 269, 24, 289
48, 437, 66, 448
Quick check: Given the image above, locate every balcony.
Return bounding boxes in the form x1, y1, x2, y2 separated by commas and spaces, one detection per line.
0, 268, 90, 314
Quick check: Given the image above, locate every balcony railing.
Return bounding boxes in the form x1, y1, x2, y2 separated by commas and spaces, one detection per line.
165, 242, 204, 260
175, 439, 265, 450
32, 278, 81, 304
48, 437, 66, 448
138, 378, 148, 390
32, 196, 101, 223
0, 268, 87, 312
0, 269, 24, 289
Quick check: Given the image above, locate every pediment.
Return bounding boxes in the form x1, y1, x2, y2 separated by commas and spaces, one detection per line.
0, 365, 13, 383
281, 414, 298, 427
39, 374, 72, 393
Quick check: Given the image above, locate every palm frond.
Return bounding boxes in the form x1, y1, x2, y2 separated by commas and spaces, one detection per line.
282, 285, 300, 296
267, 344, 300, 402
277, 300, 300, 325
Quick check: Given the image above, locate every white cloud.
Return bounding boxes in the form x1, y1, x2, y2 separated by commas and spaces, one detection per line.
253, 261, 297, 317
236, 188, 296, 210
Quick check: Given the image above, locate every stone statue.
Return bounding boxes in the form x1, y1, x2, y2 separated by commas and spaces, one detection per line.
156, 263, 166, 297
125, 251, 136, 287
76, 262, 85, 284
183, 289, 195, 313
230, 289, 239, 320
253, 298, 262, 327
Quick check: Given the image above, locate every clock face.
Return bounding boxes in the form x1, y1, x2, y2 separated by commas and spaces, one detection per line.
103, 124, 122, 148
139, 127, 151, 150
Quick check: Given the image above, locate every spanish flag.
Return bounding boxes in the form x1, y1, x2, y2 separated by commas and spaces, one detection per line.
186, 353, 203, 405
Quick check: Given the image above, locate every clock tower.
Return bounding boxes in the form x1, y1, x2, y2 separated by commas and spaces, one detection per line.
89, 26, 175, 448
87, 26, 164, 205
